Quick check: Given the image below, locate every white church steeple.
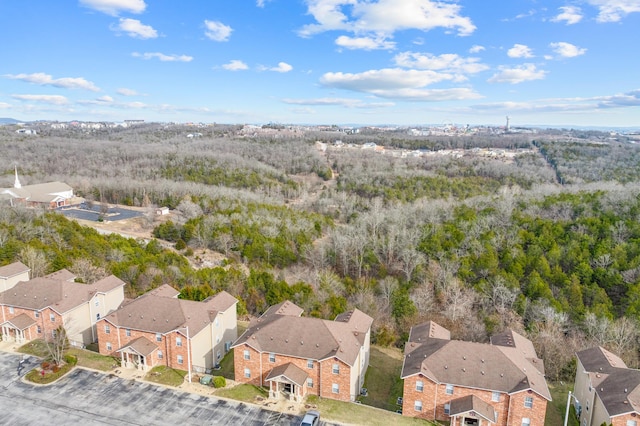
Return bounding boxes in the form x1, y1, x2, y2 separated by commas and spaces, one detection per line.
14, 165, 21, 189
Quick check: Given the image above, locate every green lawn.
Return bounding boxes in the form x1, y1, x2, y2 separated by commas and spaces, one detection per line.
358, 345, 405, 412
547, 382, 578, 426
145, 365, 188, 387
307, 395, 433, 426
17, 339, 49, 358
215, 384, 268, 401
67, 347, 119, 371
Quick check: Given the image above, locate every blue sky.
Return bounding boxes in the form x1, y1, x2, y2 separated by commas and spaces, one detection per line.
1, 0, 639, 127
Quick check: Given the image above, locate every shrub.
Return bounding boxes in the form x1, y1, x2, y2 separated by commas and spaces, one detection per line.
52, 365, 60, 373
175, 239, 186, 250
213, 376, 226, 388
64, 354, 78, 365
41, 361, 50, 370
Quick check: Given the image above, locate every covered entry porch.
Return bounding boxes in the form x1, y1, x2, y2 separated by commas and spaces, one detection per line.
116, 336, 157, 372
265, 363, 308, 403
449, 395, 496, 426
1, 314, 36, 344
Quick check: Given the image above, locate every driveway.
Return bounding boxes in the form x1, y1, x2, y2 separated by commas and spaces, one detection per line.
0, 352, 337, 425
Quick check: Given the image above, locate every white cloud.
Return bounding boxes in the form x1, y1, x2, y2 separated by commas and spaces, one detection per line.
256, 0, 271, 6
261, 62, 293, 73
79, 0, 146, 16
551, 6, 583, 24
488, 64, 547, 84
204, 20, 232, 42
11, 94, 69, 105
132, 52, 193, 62
222, 60, 249, 71
469, 45, 485, 53
550, 42, 587, 58
78, 95, 114, 105
588, 0, 640, 22
299, 0, 476, 38
319, 68, 482, 101
0, 102, 11, 109
394, 52, 489, 74
335, 35, 395, 50
507, 44, 534, 58
113, 18, 158, 39
5, 73, 100, 91
281, 97, 394, 108
117, 88, 139, 96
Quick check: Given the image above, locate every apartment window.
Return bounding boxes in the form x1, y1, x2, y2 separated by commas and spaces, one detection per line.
156, 333, 162, 342
522, 418, 530, 426
8, 307, 14, 314
106, 342, 112, 351
35, 311, 40, 318
445, 384, 454, 395
524, 396, 533, 408
216, 335, 220, 344
307, 359, 314, 369
269, 353, 276, 363
332, 363, 340, 374
307, 378, 313, 388
126, 329, 131, 337
416, 380, 424, 392
176, 337, 182, 347
51, 330, 57, 338
96, 313, 100, 321
414, 400, 423, 412
104, 325, 110, 334
627, 421, 638, 426
50, 313, 55, 322
332, 383, 339, 394
244, 368, 251, 378
37, 325, 42, 334
492, 391, 500, 402
177, 355, 184, 365
444, 403, 450, 415
157, 351, 163, 360
95, 299, 99, 307
244, 349, 250, 360
215, 318, 219, 327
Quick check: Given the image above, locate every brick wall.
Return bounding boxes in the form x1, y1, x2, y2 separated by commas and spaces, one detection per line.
96, 321, 193, 372
612, 413, 640, 426
233, 345, 354, 402
401, 374, 547, 426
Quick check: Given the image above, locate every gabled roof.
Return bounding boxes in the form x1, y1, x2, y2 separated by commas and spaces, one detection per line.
0, 274, 125, 314
449, 395, 496, 423
232, 301, 373, 367
0, 181, 73, 203
117, 336, 158, 357
265, 362, 309, 387
577, 347, 640, 416
1, 313, 36, 330
104, 290, 237, 336
402, 321, 551, 401
0, 262, 30, 278
44, 269, 77, 282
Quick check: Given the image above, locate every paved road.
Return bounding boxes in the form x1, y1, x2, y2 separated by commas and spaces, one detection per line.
0, 352, 335, 426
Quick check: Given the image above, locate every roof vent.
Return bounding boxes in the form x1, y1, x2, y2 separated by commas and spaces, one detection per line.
445, 365, 448, 369
481, 359, 484, 363
316, 343, 319, 348
481, 371, 485, 375
500, 373, 504, 377
462, 368, 466, 372
300, 341, 304, 345
463, 356, 466, 360
285, 339, 289, 343
625, 388, 628, 393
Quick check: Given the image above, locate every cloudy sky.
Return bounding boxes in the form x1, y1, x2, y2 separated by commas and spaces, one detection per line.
1, 0, 639, 127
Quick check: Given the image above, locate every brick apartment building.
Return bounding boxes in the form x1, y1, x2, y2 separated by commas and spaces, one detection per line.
401, 321, 550, 425
573, 346, 640, 426
232, 301, 373, 402
0, 269, 125, 346
97, 285, 237, 374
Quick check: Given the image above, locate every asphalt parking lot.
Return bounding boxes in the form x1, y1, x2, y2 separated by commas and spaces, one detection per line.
57, 204, 143, 222
0, 352, 337, 426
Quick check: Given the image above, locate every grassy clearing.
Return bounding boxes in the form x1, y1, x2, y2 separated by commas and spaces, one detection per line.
67, 347, 118, 371
547, 381, 578, 426
307, 395, 433, 426
145, 366, 187, 387
17, 339, 49, 358
358, 345, 405, 412
215, 384, 268, 402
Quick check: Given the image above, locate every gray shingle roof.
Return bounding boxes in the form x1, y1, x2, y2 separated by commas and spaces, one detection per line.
1, 313, 36, 330
0, 262, 29, 278
449, 395, 496, 422
104, 290, 237, 336
265, 362, 309, 386
232, 301, 372, 367
402, 321, 551, 401
577, 346, 640, 416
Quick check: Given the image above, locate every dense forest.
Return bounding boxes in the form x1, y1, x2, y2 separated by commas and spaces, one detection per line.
2, 123, 640, 382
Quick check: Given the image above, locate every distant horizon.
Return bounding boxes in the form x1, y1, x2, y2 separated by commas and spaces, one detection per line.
1, 1, 639, 127
2, 116, 639, 133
